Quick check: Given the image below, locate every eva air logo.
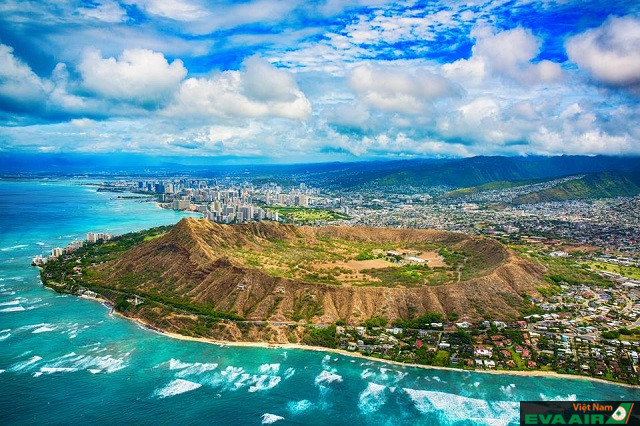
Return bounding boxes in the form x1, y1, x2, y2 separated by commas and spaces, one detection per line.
606, 403, 634, 424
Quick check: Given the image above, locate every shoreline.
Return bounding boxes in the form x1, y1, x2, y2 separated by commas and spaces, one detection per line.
82, 295, 639, 390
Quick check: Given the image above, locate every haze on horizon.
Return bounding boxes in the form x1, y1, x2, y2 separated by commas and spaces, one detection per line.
0, 0, 639, 163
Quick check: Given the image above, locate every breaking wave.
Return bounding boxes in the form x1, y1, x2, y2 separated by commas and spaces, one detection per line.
539, 393, 577, 401
0, 306, 25, 312
283, 367, 295, 380
259, 363, 280, 374
403, 388, 519, 425
9, 355, 43, 372
162, 358, 219, 377
154, 379, 202, 399
261, 413, 284, 424
358, 382, 387, 413
248, 375, 281, 392
32, 324, 58, 334
314, 369, 343, 386
0, 245, 28, 252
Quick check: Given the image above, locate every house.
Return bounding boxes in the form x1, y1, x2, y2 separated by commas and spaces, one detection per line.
474, 348, 492, 357
484, 360, 496, 369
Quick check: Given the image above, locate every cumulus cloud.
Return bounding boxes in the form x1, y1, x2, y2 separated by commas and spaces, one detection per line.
324, 102, 370, 130
166, 57, 311, 120
78, 48, 187, 107
443, 27, 563, 85
0, 44, 50, 111
566, 16, 640, 92
348, 63, 459, 113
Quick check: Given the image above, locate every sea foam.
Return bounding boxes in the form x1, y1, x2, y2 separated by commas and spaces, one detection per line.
259, 363, 280, 374
314, 369, 342, 385
287, 399, 313, 414
248, 374, 281, 393
403, 388, 519, 424
358, 382, 387, 413
261, 413, 284, 424
9, 355, 43, 372
154, 379, 202, 398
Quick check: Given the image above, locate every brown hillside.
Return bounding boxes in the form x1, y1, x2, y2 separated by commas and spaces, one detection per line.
95, 218, 546, 323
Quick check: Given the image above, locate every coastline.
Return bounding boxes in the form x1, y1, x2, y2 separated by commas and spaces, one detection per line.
82, 295, 639, 390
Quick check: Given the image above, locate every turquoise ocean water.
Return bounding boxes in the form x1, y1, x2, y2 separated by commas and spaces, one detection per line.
0, 180, 637, 425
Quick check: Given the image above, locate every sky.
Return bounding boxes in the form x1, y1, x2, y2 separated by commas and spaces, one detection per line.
0, 0, 639, 163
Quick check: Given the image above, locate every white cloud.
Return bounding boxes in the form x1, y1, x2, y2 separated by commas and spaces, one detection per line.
78, 48, 187, 106
443, 27, 563, 85
348, 63, 458, 113
166, 57, 311, 120
128, 0, 299, 34
566, 16, 640, 92
0, 44, 50, 109
324, 102, 370, 129
77, 0, 128, 23
129, 0, 206, 21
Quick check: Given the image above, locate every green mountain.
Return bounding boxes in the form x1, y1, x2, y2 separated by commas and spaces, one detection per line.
442, 178, 545, 198
512, 172, 640, 204
316, 156, 640, 189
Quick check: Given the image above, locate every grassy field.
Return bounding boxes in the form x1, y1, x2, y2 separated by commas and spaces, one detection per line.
265, 206, 348, 223
586, 261, 640, 280
230, 236, 460, 288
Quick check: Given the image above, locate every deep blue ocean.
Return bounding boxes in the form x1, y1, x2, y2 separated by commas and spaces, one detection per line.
0, 180, 637, 425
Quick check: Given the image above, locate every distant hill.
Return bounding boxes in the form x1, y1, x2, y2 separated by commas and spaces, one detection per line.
4, 154, 640, 191
360, 156, 640, 189
512, 172, 640, 204
442, 178, 545, 198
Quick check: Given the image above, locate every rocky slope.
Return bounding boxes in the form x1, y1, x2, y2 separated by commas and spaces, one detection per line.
93, 218, 547, 324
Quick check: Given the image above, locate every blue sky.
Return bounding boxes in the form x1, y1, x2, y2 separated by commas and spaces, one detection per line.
0, 0, 639, 162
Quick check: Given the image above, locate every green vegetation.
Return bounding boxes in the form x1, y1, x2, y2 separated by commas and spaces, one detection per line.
602, 330, 620, 339
361, 264, 451, 287
302, 325, 337, 348
438, 247, 465, 266
513, 172, 640, 204
511, 252, 615, 288
361, 316, 388, 327
264, 206, 349, 223
544, 257, 613, 287
433, 350, 450, 367
355, 250, 374, 260
393, 312, 443, 328
443, 178, 543, 198
586, 261, 640, 280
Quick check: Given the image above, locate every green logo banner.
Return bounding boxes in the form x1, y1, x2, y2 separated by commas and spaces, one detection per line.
521, 401, 638, 425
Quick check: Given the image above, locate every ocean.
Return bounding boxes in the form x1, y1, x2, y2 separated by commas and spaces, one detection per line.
0, 179, 636, 425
